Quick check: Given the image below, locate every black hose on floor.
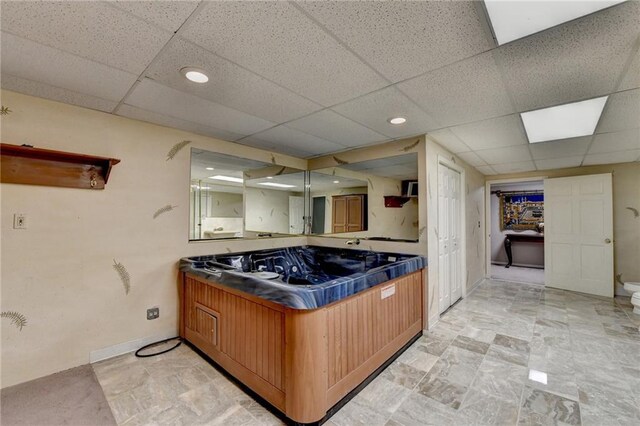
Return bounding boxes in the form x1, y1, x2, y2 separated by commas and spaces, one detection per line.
135, 336, 182, 358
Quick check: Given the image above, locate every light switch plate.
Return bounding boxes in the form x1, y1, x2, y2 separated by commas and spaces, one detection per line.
13, 213, 27, 229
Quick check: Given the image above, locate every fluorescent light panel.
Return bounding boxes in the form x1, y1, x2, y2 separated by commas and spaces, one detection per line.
208, 175, 243, 183
521, 96, 608, 143
257, 182, 296, 188
484, 0, 625, 45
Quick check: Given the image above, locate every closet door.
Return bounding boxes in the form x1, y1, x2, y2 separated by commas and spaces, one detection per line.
346, 196, 364, 232
438, 164, 462, 314
332, 196, 347, 233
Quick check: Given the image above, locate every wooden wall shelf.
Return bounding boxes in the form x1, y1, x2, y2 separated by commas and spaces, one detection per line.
1, 143, 120, 190
384, 195, 411, 208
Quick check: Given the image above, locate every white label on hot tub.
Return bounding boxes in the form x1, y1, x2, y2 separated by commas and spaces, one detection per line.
381, 284, 396, 299
388, 256, 397, 262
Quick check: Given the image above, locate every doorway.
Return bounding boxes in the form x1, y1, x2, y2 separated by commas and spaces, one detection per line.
486, 178, 545, 285
311, 196, 326, 234
437, 161, 464, 314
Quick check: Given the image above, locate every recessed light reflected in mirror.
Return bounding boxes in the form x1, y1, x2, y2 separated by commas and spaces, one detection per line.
208, 175, 243, 183
206, 167, 214, 170
258, 182, 296, 188
388, 117, 407, 125
181, 67, 209, 83
333, 180, 340, 184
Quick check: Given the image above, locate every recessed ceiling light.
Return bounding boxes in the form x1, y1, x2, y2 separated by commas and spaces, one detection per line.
388, 117, 407, 125
208, 175, 243, 183
267, 176, 273, 179
521, 96, 608, 143
258, 182, 296, 188
484, 0, 625, 45
181, 67, 209, 83
205, 167, 214, 171
333, 180, 340, 184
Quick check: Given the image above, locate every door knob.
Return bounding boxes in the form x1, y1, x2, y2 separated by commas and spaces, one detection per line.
605, 238, 611, 244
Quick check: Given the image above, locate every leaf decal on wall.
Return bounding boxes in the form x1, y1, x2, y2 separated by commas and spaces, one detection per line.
615, 273, 624, 285
113, 260, 131, 295
0, 105, 12, 116
412, 221, 419, 228
275, 166, 286, 176
419, 226, 426, 237
367, 178, 374, 190
259, 217, 263, 222
400, 217, 406, 226
283, 212, 289, 217
397, 184, 401, 192
626, 207, 639, 218
333, 156, 349, 165
371, 211, 377, 218
332, 169, 337, 176
1, 311, 27, 330
233, 208, 239, 215
226, 247, 232, 253
261, 191, 266, 196
433, 227, 439, 238
428, 180, 432, 200
270, 208, 274, 217
401, 139, 420, 152
166, 140, 191, 161
153, 204, 177, 219
216, 200, 220, 206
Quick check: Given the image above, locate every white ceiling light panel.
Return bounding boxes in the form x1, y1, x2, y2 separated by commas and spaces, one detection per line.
521, 96, 608, 143
484, 0, 626, 45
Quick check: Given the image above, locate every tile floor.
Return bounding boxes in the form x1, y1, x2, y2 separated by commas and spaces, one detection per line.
490, 264, 545, 285
93, 279, 640, 425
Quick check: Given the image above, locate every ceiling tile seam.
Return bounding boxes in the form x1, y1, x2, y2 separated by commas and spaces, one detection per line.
0, 29, 141, 79
100, 0, 200, 35
235, 122, 353, 151
581, 34, 640, 166
287, 1, 392, 85
111, 1, 210, 115
0, 72, 116, 112
326, 108, 402, 140
173, 36, 327, 113
116, 102, 250, 142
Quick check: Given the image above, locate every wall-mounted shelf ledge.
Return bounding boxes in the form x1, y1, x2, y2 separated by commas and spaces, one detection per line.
1, 143, 120, 190
384, 196, 411, 208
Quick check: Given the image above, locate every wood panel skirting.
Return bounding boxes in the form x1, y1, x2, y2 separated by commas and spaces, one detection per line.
180, 269, 425, 423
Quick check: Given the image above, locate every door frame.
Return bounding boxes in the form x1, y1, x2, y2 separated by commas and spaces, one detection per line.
484, 176, 546, 280
436, 156, 467, 311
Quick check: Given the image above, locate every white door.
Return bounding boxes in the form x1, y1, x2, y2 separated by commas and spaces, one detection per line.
544, 173, 613, 297
289, 196, 304, 234
438, 164, 463, 314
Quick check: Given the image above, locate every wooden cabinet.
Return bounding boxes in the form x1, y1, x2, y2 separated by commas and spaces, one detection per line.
332, 194, 367, 233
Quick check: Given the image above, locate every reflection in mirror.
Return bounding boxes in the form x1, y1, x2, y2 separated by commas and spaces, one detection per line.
310, 153, 419, 242
244, 167, 306, 235
190, 149, 269, 241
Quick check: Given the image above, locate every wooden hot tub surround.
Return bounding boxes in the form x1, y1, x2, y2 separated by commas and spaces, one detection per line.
179, 268, 425, 424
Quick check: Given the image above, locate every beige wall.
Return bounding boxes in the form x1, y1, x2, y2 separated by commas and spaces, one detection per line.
245, 187, 302, 234
486, 162, 640, 295
425, 137, 486, 326
0, 90, 308, 388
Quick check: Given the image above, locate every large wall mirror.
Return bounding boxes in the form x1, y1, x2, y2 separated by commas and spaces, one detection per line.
190, 149, 305, 240
309, 153, 419, 242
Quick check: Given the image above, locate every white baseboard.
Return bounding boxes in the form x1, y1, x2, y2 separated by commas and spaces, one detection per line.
492, 261, 544, 269
466, 278, 485, 295
89, 329, 178, 364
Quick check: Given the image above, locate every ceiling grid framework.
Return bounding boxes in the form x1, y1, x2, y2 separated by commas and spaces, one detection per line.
0, 0, 638, 171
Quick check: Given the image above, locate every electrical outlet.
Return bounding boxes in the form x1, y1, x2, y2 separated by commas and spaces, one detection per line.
147, 307, 159, 320
13, 213, 27, 229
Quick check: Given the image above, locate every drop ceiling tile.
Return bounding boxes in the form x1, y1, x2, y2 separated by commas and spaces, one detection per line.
476, 145, 532, 165
588, 128, 640, 154
492, 161, 537, 174
597, 89, 640, 134
529, 136, 592, 160
117, 105, 245, 142
450, 114, 528, 151
534, 156, 584, 171
238, 137, 314, 159
146, 38, 321, 123
427, 129, 471, 154
180, 1, 387, 106
619, 49, 639, 91
456, 152, 487, 167
397, 52, 516, 127
297, 1, 493, 82
476, 165, 497, 175
286, 110, 387, 148
108, 0, 199, 33
583, 149, 640, 165
125, 79, 275, 136
241, 125, 345, 157
0, 1, 173, 75
494, 1, 640, 112
1, 75, 117, 113
332, 87, 440, 138
1, 32, 137, 102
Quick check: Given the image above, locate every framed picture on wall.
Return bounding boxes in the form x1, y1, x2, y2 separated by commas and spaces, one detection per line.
499, 191, 544, 231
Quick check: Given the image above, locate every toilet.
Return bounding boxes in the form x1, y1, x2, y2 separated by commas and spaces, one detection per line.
624, 281, 640, 315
